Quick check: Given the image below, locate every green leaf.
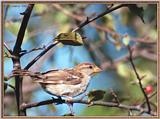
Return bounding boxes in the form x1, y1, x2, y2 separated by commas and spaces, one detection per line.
88, 90, 106, 102
128, 4, 145, 23
55, 32, 84, 46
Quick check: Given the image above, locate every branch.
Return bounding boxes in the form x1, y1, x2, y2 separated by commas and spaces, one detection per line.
5, 82, 15, 90
20, 98, 156, 116
140, 91, 157, 107
127, 45, 151, 113
20, 45, 47, 56
24, 41, 59, 70
73, 4, 126, 32
4, 51, 19, 59
53, 4, 156, 45
13, 4, 34, 55
23, 4, 126, 69
11, 4, 34, 116
4, 42, 12, 55
52, 4, 125, 32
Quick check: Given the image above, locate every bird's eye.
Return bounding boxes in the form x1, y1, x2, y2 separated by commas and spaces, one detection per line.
89, 66, 93, 69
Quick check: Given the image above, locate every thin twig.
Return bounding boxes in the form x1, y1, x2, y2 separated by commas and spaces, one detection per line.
24, 41, 59, 70
20, 45, 47, 56
4, 52, 18, 59
140, 91, 157, 107
72, 4, 126, 32
5, 82, 15, 90
127, 45, 151, 113
4, 42, 12, 54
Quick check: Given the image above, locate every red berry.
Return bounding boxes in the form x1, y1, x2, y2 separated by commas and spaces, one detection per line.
145, 85, 153, 94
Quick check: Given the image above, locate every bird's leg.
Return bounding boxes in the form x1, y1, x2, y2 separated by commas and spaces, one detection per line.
66, 97, 74, 115
67, 102, 74, 115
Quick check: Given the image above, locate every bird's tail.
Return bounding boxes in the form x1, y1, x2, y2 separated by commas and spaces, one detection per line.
8, 69, 43, 80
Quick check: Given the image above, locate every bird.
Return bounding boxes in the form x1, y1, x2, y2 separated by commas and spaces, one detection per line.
11, 62, 102, 114
11, 62, 102, 98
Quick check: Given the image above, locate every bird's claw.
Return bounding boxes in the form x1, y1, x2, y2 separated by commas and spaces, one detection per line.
51, 97, 64, 105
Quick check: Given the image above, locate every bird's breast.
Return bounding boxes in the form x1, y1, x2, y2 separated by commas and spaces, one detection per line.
40, 76, 90, 97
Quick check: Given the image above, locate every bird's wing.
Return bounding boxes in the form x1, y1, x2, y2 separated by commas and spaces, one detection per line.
33, 69, 84, 85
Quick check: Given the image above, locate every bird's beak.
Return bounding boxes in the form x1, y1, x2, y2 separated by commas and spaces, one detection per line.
93, 66, 102, 73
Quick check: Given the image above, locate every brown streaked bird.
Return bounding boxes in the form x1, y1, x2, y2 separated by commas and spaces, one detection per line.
11, 62, 102, 98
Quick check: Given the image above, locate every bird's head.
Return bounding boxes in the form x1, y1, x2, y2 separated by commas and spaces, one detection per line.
75, 63, 102, 76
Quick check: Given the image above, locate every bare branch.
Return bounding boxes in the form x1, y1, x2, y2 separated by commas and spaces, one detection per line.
20, 98, 156, 116
73, 4, 126, 32
13, 4, 34, 55
4, 42, 12, 54
52, 4, 156, 45
24, 41, 59, 70
20, 45, 47, 56
11, 4, 34, 116
140, 91, 157, 107
127, 45, 151, 113
4, 52, 18, 59
5, 82, 15, 90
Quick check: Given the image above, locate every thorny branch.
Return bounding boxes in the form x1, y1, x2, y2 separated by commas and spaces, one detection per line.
127, 45, 152, 113
140, 91, 157, 107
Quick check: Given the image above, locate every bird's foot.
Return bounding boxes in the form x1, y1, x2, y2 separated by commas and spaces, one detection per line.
65, 97, 75, 115
51, 96, 64, 105
67, 102, 75, 116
